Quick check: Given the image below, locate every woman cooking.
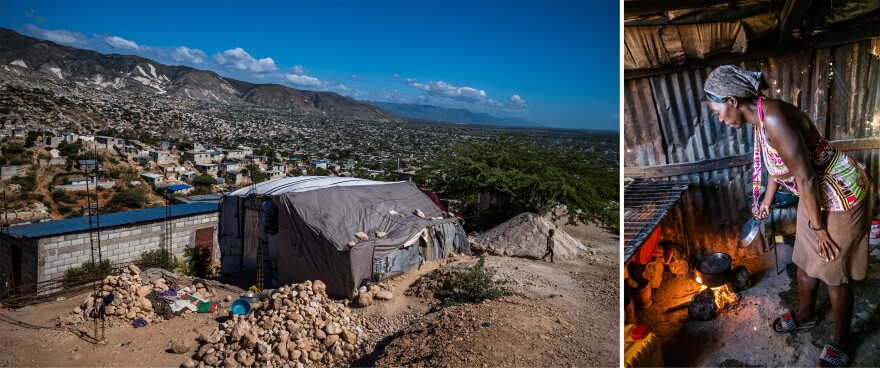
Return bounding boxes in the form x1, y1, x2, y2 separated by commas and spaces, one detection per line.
704, 65, 871, 367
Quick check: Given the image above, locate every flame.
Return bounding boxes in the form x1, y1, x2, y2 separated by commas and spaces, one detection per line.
711, 284, 738, 309
694, 276, 738, 310
695, 276, 707, 291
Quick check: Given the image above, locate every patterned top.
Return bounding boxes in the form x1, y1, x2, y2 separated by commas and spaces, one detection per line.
752, 97, 868, 215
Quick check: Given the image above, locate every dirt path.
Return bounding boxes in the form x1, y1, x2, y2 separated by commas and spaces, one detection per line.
359, 222, 620, 367
0, 285, 242, 367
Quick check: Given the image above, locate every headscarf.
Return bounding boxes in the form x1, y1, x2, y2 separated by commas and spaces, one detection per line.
704, 65, 769, 101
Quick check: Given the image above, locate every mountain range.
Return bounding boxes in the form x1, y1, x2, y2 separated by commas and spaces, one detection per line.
365, 102, 544, 127
0, 28, 540, 127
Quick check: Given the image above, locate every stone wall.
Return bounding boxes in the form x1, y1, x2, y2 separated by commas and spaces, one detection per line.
50, 180, 116, 192
0, 212, 218, 292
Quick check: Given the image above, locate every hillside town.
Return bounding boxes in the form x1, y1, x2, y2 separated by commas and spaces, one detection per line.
0, 67, 616, 224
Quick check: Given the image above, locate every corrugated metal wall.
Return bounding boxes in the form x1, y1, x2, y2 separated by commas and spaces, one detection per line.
625, 39, 880, 260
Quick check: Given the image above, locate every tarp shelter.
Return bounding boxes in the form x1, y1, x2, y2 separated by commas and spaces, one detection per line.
218, 176, 470, 297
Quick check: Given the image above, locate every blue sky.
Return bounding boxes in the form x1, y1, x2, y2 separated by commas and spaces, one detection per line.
1, 1, 620, 130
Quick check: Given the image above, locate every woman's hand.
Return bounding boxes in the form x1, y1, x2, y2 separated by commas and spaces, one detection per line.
757, 201, 771, 219
815, 228, 840, 262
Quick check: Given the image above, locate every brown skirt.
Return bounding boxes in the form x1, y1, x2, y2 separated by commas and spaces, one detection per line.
792, 198, 869, 286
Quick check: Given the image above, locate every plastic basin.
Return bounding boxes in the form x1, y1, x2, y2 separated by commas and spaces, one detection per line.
231, 298, 252, 315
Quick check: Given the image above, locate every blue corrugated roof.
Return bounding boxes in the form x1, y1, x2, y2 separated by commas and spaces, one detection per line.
166, 184, 192, 191
1, 202, 218, 239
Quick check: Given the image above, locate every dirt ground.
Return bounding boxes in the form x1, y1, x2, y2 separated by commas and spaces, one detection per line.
0, 219, 619, 367
0, 284, 245, 367
636, 241, 880, 367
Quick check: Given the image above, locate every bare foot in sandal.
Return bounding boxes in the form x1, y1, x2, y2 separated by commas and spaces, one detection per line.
772, 309, 819, 333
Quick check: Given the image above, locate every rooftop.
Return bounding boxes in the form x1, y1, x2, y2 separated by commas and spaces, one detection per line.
1, 202, 218, 239
165, 184, 192, 192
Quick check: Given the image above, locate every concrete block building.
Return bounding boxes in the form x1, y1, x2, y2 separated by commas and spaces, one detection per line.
0, 202, 219, 293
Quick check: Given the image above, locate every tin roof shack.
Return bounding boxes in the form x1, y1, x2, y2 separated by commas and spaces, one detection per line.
0, 202, 218, 295
623, 2, 880, 367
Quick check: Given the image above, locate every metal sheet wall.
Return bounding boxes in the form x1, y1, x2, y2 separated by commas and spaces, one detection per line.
625, 39, 880, 261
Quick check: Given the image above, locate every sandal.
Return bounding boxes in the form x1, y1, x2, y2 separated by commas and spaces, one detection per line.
817, 344, 850, 367
771, 310, 818, 333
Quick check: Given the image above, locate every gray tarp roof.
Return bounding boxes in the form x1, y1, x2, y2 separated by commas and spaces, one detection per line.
271, 181, 458, 296
272, 181, 449, 254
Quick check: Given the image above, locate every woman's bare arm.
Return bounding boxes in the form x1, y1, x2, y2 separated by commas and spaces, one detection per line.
762, 106, 838, 261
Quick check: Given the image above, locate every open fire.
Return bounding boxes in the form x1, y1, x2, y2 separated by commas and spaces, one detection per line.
695, 276, 739, 310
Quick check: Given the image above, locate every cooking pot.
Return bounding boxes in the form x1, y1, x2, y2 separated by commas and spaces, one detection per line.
242, 292, 260, 304
696, 252, 732, 288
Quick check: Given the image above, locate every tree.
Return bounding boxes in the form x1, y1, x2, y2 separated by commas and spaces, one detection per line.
415, 136, 618, 232
193, 174, 216, 187
56, 140, 83, 157
246, 165, 267, 183
176, 141, 194, 151
105, 188, 151, 212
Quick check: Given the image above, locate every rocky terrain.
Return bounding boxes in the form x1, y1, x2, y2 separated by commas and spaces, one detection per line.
0, 219, 619, 367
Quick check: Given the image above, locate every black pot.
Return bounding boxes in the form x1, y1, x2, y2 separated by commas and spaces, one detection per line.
696, 252, 732, 288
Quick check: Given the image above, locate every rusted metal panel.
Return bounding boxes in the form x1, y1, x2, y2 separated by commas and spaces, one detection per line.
830, 40, 880, 140
623, 78, 667, 166
811, 48, 832, 134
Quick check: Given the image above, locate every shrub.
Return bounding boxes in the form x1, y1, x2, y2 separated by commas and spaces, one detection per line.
434, 256, 513, 306
135, 249, 180, 271
52, 190, 78, 205
2, 145, 25, 155
57, 205, 73, 215
193, 174, 216, 187
105, 188, 150, 211
183, 245, 214, 278
63, 259, 114, 288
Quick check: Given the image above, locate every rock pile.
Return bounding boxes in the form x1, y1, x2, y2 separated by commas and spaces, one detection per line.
471, 213, 591, 260
186, 280, 366, 367
355, 283, 394, 307
60, 264, 172, 325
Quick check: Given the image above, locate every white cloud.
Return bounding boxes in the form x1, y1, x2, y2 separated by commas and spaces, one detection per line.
24, 9, 46, 24
214, 47, 277, 73
504, 94, 528, 111
94, 34, 140, 50
391, 73, 400, 80
290, 64, 306, 75
23, 24, 87, 46
405, 79, 488, 102
171, 46, 206, 64
283, 73, 352, 95
284, 74, 322, 87
349, 74, 360, 81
